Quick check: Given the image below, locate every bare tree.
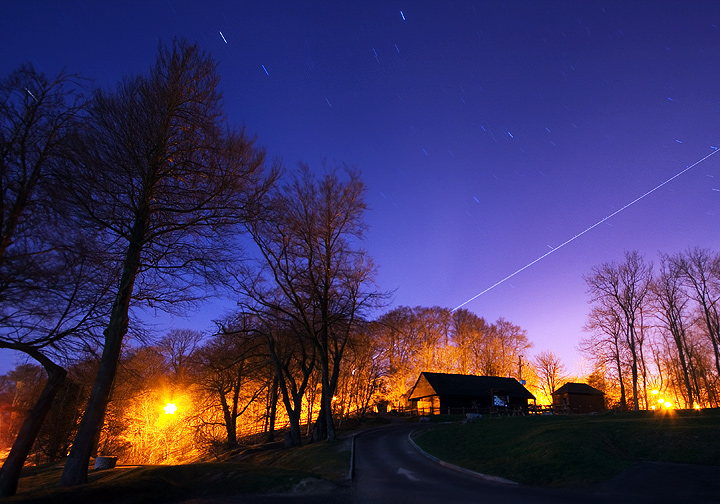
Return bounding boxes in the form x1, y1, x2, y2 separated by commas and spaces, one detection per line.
581, 304, 628, 410
232, 311, 316, 447
672, 248, 720, 381
533, 350, 567, 400
60, 40, 274, 486
236, 165, 384, 443
651, 254, 696, 408
451, 309, 491, 375
195, 330, 267, 448
335, 322, 384, 424
0, 65, 111, 497
584, 251, 652, 411
158, 329, 205, 380
489, 318, 533, 378
372, 307, 419, 407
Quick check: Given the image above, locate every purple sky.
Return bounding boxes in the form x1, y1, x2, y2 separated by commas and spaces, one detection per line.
3, 1, 720, 375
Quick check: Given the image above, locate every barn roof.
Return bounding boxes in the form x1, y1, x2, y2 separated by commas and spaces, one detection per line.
553, 382, 604, 396
408, 372, 535, 400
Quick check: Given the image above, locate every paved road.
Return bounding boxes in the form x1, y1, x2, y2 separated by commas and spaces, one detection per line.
181, 423, 720, 504
352, 423, 720, 504
353, 423, 587, 504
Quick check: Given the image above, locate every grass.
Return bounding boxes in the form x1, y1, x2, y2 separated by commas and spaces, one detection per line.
6, 438, 351, 503
412, 408, 720, 487
11, 410, 718, 499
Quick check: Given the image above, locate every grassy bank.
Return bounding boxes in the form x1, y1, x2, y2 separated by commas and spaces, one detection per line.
412, 409, 720, 487
7, 438, 351, 504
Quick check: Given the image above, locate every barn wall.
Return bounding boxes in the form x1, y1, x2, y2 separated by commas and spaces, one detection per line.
553, 393, 605, 413
409, 375, 436, 400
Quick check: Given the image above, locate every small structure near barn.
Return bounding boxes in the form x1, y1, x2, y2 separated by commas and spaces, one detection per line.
408, 372, 535, 415
552, 382, 605, 413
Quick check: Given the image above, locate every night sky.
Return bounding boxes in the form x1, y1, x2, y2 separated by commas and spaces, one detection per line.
3, 1, 720, 374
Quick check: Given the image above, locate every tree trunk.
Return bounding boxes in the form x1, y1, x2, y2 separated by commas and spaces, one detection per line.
266, 375, 278, 442
312, 348, 332, 442
271, 353, 311, 448
219, 394, 237, 447
60, 214, 147, 487
0, 354, 66, 497
312, 403, 327, 442
671, 322, 694, 408
630, 358, 639, 411
613, 339, 626, 411
225, 365, 243, 447
627, 325, 640, 412
325, 343, 345, 442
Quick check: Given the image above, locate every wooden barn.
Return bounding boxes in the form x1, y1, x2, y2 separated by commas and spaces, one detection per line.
552, 382, 605, 413
408, 372, 535, 415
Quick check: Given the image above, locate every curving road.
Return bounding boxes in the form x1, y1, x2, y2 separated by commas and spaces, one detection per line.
351, 423, 720, 504
183, 422, 720, 504
353, 423, 579, 504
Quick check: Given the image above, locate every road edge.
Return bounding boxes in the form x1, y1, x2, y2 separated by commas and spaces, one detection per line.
407, 428, 519, 485
344, 422, 407, 481
349, 434, 354, 481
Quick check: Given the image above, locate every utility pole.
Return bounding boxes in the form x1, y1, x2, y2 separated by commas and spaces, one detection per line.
518, 355, 524, 383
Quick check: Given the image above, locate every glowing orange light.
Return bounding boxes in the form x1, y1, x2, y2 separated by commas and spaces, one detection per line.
663, 401, 673, 408
651, 389, 659, 395
694, 403, 701, 410
164, 403, 177, 415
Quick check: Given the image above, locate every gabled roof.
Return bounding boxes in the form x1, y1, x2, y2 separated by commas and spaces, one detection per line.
408, 372, 535, 400
553, 382, 604, 396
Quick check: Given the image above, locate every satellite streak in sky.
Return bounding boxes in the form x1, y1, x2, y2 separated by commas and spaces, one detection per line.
452, 147, 720, 312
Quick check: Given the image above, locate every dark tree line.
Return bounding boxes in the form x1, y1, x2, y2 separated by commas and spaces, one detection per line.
582, 248, 720, 411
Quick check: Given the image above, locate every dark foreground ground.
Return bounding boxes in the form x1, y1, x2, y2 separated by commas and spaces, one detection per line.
179, 423, 720, 504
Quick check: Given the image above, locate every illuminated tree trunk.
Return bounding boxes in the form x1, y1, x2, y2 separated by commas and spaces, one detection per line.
266, 375, 278, 442
265, 331, 314, 447
275, 358, 303, 447
220, 394, 237, 447
0, 352, 66, 497
614, 341, 627, 411
626, 327, 640, 411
